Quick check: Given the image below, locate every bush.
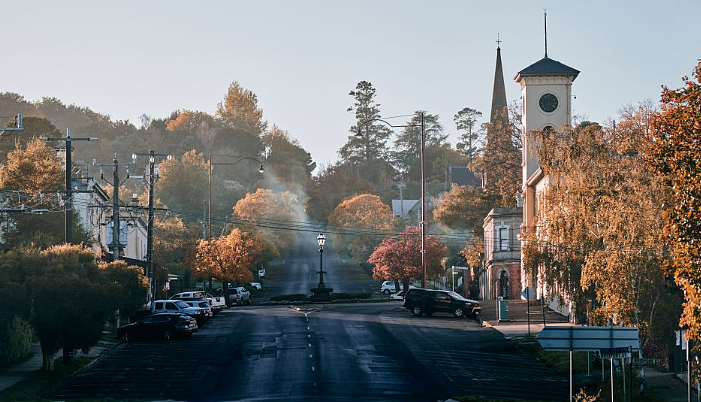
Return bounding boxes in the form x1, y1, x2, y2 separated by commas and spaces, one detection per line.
0, 316, 33, 364
331, 292, 371, 300
269, 294, 309, 302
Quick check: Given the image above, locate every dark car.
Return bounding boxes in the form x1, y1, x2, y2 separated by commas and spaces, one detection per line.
117, 313, 198, 342
403, 288, 481, 318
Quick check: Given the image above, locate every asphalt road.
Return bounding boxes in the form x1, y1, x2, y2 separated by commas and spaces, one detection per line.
52, 303, 567, 402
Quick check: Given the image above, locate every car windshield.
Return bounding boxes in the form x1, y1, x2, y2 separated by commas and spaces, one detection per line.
174, 300, 189, 308
447, 291, 466, 300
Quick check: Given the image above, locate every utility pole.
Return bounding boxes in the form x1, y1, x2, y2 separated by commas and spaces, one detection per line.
111, 154, 121, 259
40, 129, 98, 244
147, 150, 156, 312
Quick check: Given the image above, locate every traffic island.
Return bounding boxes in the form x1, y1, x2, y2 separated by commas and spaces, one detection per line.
310, 286, 333, 302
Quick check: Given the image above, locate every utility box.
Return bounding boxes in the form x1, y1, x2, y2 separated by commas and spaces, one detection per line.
497, 297, 509, 322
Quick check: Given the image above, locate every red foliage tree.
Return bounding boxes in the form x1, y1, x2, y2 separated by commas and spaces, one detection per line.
368, 227, 447, 291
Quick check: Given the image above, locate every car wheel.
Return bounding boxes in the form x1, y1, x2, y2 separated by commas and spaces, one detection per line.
412, 305, 423, 316
120, 332, 129, 342
162, 330, 172, 341
453, 307, 465, 318
383, 289, 390, 295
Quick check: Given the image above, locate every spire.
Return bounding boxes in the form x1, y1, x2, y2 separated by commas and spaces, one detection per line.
544, 9, 548, 58
489, 40, 508, 125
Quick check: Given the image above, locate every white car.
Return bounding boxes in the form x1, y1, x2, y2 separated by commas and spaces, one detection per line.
249, 282, 262, 291
389, 290, 406, 301
380, 281, 415, 295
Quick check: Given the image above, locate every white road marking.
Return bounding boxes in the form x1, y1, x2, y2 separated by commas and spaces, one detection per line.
307, 326, 310, 330
309, 354, 313, 358
308, 343, 312, 348
308, 334, 311, 338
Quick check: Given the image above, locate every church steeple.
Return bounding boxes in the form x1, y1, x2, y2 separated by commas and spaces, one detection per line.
490, 40, 508, 126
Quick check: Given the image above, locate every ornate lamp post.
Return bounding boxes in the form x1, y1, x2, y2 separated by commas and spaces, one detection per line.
356, 113, 427, 288
311, 232, 332, 301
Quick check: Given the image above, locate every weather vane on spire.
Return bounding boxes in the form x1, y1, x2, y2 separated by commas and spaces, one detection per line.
543, 8, 548, 58
496, 33, 502, 49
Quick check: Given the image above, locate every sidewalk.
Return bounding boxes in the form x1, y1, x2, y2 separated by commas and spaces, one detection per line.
480, 298, 572, 337
0, 340, 114, 393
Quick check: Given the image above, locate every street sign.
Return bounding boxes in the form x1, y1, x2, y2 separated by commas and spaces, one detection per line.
537, 326, 639, 352
521, 286, 535, 300
599, 347, 631, 359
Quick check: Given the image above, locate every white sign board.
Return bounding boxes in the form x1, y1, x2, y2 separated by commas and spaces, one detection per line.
521, 286, 535, 300
537, 326, 639, 352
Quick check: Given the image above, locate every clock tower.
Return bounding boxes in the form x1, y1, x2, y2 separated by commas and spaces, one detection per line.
515, 52, 579, 296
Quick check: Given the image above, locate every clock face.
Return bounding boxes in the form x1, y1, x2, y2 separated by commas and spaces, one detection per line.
539, 93, 558, 113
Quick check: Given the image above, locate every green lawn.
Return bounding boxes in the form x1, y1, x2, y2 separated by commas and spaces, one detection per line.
0, 356, 92, 402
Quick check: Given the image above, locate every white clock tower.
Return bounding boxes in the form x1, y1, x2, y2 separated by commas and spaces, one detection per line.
515, 50, 579, 297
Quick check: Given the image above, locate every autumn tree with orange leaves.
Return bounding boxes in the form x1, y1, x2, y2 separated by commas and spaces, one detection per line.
368, 227, 446, 292
234, 188, 302, 253
647, 58, 701, 343
195, 229, 262, 305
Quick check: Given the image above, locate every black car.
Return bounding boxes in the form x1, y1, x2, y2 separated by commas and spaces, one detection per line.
117, 313, 198, 342
403, 288, 481, 318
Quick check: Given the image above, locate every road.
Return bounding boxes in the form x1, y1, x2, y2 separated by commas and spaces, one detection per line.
260, 250, 378, 299
52, 303, 567, 402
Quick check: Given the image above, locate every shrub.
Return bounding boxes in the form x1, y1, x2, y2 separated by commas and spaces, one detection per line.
269, 294, 308, 302
331, 292, 371, 300
0, 316, 33, 364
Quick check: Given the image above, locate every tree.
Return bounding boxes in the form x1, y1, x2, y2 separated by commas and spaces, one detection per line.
392, 111, 446, 175
306, 163, 374, 223
155, 150, 209, 218
153, 216, 201, 287
195, 229, 262, 304
523, 114, 675, 348
339, 81, 392, 164
481, 108, 521, 207
262, 125, 316, 191
233, 188, 303, 252
647, 59, 701, 342
368, 227, 447, 291
99, 260, 148, 320
0, 139, 91, 248
30, 245, 120, 369
454, 107, 484, 166
433, 184, 497, 237
216, 81, 267, 136
328, 194, 395, 263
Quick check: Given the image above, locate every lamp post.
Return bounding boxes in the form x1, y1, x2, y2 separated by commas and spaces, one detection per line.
356, 113, 427, 288
311, 232, 332, 302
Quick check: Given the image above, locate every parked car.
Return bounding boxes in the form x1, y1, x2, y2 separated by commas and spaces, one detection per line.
184, 300, 213, 319
258, 268, 265, 278
215, 285, 252, 305
249, 282, 262, 291
403, 288, 481, 318
117, 313, 197, 342
380, 281, 415, 295
151, 299, 207, 325
170, 291, 226, 314
389, 290, 406, 301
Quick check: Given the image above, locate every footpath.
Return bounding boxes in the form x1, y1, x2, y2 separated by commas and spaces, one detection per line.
480, 299, 694, 402
0, 339, 113, 393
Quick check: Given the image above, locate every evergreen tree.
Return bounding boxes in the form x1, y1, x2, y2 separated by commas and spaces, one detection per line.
392, 111, 446, 175
454, 107, 484, 166
339, 81, 392, 163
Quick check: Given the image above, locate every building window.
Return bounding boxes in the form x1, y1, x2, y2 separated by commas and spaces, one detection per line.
499, 227, 509, 251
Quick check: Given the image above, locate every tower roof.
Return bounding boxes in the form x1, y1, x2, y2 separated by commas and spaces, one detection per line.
490, 46, 508, 123
514, 56, 579, 82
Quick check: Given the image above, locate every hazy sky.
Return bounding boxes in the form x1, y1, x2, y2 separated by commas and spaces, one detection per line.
3, 1, 700, 169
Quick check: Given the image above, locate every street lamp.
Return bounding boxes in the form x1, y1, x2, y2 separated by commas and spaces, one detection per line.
311, 232, 332, 302
356, 112, 427, 288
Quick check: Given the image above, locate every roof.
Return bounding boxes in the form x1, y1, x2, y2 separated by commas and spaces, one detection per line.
515, 57, 579, 81
449, 166, 481, 187
490, 47, 508, 123
392, 200, 419, 217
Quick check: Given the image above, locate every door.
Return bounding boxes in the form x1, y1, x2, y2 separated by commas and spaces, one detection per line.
434, 292, 452, 312
499, 271, 510, 299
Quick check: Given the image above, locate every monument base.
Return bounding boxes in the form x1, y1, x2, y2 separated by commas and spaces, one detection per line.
310, 286, 333, 302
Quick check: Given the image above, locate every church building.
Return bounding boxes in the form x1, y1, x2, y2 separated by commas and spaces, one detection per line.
515, 32, 579, 313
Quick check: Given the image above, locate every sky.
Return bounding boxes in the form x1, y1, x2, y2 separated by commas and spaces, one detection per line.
2, 1, 700, 171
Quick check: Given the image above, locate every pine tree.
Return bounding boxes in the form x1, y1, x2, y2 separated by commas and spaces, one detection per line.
338, 81, 392, 163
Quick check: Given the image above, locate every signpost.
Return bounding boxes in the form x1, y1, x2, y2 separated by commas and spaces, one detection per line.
537, 326, 640, 402
521, 286, 535, 336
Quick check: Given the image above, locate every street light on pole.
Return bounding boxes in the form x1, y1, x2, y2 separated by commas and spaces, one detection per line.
311, 232, 332, 302
356, 113, 427, 288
